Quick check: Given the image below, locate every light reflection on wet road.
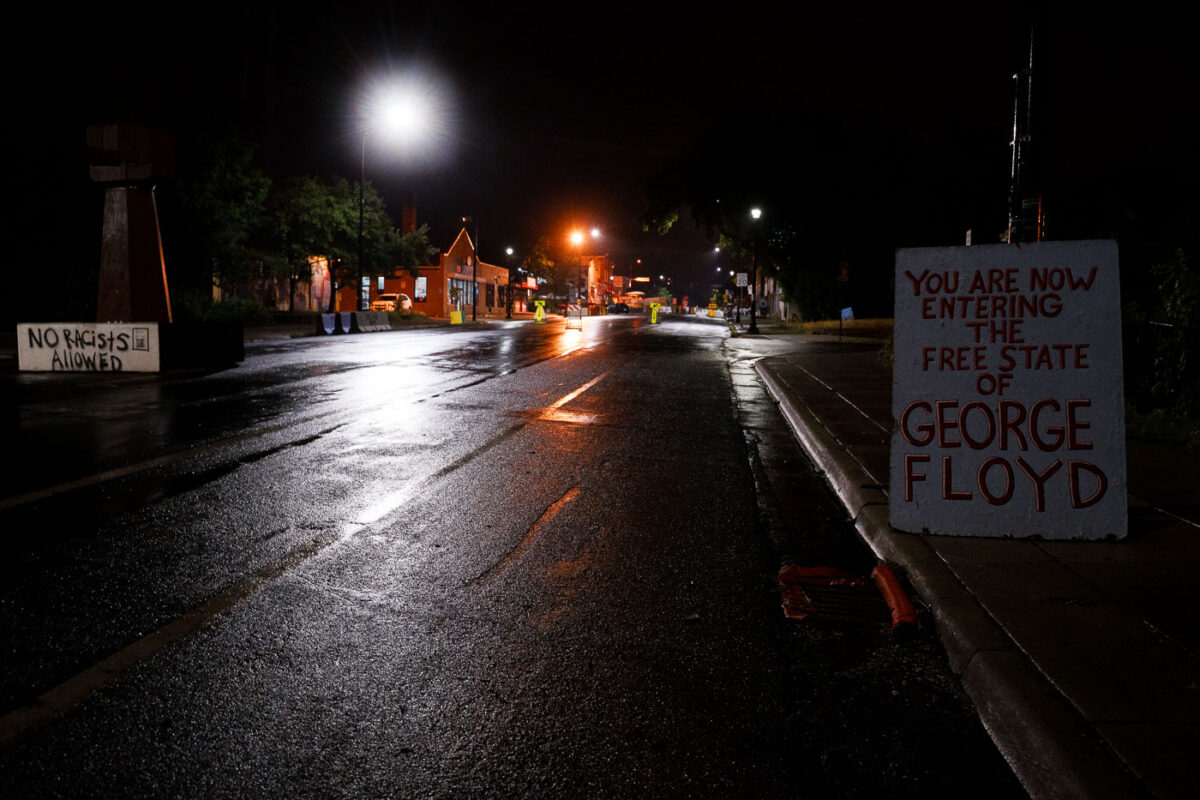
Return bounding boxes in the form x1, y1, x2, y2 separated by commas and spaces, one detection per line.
0, 315, 1024, 798
1, 317, 632, 504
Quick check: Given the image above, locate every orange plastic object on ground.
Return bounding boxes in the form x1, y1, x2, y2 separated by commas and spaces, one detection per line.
871, 564, 918, 629
778, 565, 883, 625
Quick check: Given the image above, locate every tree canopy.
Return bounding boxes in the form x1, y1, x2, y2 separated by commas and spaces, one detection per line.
519, 237, 566, 298
167, 128, 436, 313
172, 130, 272, 299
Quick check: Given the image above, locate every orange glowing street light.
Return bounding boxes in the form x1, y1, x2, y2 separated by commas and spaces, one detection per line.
569, 227, 601, 305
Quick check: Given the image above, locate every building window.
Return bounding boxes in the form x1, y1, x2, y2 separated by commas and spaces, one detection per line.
448, 278, 473, 306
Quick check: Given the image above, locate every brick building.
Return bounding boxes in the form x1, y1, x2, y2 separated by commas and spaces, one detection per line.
360, 228, 509, 319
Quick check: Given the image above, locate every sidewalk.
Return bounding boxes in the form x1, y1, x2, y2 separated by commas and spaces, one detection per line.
739, 322, 1200, 800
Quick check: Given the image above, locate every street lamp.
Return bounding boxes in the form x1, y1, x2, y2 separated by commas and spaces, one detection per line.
589, 228, 601, 306
570, 227, 601, 308
733, 268, 742, 325
748, 207, 762, 334
505, 247, 515, 319
358, 136, 368, 312
570, 230, 585, 305
356, 78, 438, 312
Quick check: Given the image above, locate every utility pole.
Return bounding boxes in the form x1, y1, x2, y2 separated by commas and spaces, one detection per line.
463, 215, 479, 321
473, 216, 479, 321
1007, 24, 1043, 244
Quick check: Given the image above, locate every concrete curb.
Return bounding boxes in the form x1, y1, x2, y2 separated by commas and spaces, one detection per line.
754, 358, 1139, 800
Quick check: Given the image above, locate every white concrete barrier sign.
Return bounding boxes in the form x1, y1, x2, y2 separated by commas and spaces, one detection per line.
890, 240, 1126, 539
17, 322, 160, 373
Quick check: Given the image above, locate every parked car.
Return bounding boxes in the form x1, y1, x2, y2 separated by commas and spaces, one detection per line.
370, 293, 412, 312
606, 302, 629, 314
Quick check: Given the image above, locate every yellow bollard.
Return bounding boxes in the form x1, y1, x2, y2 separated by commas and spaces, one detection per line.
450, 310, 463, 325
535, 300, 546, 323
650, 302, 660, 324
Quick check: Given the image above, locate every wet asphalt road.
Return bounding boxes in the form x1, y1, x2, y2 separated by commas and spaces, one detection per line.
0, 316, 1025, 798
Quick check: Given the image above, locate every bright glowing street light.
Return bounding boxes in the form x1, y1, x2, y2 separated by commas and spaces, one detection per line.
375, 90, 430, 145
353, 73, 451, 311
364, 74, 452, 156
357, 102, 428, 312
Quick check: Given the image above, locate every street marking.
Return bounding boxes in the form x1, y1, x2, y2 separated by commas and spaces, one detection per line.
532, 370, 611, 424
473, 484, 582, 584
538, 409, 598, 424
550, 370, 611, 409
0, 527, 338, 749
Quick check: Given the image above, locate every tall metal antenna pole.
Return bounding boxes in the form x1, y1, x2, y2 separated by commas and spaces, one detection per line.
1007, 26, 1041, 244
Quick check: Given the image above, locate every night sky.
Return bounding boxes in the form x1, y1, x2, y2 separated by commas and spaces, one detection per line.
10, 2, 1197, 299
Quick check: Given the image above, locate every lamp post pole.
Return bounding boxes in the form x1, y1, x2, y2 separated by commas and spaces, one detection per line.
570, 228, 601, 311
576, 236, 584, 307
471, 216, 479, 322
748, 207, 762, 334
505, 247, 515, 319
729, 275, 739, 326
355, 77, 440, 314
358, 133, 366, 313
570, 230, 584, 307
